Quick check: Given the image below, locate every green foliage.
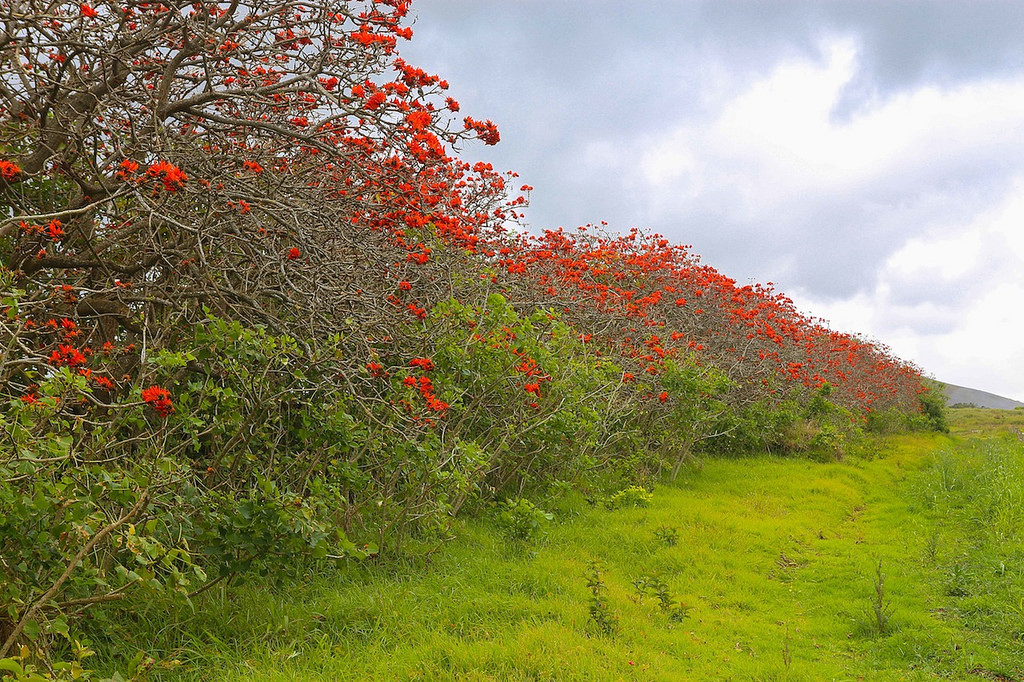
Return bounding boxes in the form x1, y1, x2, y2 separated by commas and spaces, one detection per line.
603, 485, 653, 510
0, 640, 98, 682
426, 294, 654, 501
916, 380, 950, 433
867, 380, 949, 434
0, 309, 373, 662
495, 497, 553, 543
653, 525, 679, 546
749, 384, 864, 461
1, 284, 928, 670
706, 386, 864, 462
585, 562, 618, 636
192, 476, 364, 581
631, 574, 690, 622
869, 560, 894, 635
0, 377, 197, 662
864, 407, 911, 434
653, 358, 732, 475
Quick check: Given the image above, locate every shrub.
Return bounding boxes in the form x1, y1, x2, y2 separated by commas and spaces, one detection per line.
496, 498, 554, 543
605, 486, 654, 510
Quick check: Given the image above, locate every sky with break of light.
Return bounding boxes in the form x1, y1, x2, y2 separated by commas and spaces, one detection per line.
401, 1, 1024, 402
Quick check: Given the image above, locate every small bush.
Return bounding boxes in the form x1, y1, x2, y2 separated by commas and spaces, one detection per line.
916, 380, 950, 433
869, 560, 894, 635
496, 498, 553, 543
604, 485, 653, 510
586, 562, 618, 636
632, 574, 690, 623
653, 526, 680, 546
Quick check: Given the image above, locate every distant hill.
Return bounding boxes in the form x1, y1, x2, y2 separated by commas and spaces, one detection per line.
941, 382, 1024, 410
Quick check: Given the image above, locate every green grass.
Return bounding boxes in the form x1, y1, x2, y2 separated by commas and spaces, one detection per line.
90, 422, 1023, 681
947, 405, 1024, 437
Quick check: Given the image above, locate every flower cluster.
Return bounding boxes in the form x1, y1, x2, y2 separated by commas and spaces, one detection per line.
146, 161, 188, 192
141, 385, 174, 417
463, 116, 500, 145
49, 344, 87, 367
0, 159, 21, 181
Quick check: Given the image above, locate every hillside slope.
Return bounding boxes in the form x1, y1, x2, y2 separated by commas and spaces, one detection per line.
943, 382, 1024, 409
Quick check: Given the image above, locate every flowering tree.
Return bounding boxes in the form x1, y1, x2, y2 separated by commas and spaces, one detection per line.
0, 0, 512, 380
0, 0, 523, 660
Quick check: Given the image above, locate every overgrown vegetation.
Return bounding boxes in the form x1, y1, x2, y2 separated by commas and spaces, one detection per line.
1, 0, 946, 674
912, 434, 1024, 675
13, 422, 1011, 681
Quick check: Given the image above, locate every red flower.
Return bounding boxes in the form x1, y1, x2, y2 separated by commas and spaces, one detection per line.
115, 159, 139, 181
79, 3, 98, 18
49, 344, 87, 367
658, 391, 669, 403
141, 385, 173, 417
398, 280, 412, 291
405, 111, 431, 131
365, 362, 385, 377
146, 160, 187, 191
523, 382, 541, 396
409, 357, 434, 370
287, 247, 301, 260
463, 116, 500, 145
0, 160, 21, 180
47, 219, 64, 241
425, 396, 449, 412
402, 376, 417, 387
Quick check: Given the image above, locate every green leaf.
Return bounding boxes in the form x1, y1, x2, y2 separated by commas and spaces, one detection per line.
50, 615, 70, 640
22, 619, 40, 641
0, 658, 26, 675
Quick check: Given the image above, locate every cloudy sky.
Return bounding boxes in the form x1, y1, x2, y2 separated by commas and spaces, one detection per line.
401, 1, 1024, 402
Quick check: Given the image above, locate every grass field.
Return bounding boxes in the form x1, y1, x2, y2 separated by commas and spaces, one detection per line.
946, 406, 1024, 437
93, 416, 1023, 681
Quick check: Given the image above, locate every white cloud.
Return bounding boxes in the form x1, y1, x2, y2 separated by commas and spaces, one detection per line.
621, 36, 1024, 400
796, 178, 1024, 401
640, 35, 1024, 216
